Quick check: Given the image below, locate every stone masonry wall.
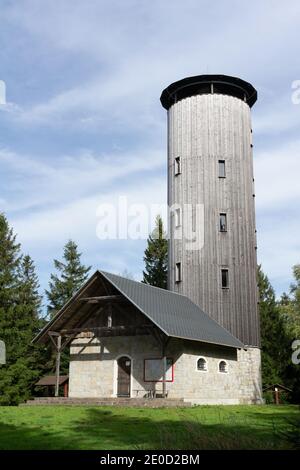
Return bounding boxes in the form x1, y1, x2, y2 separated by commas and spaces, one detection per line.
69, 335, 262, 404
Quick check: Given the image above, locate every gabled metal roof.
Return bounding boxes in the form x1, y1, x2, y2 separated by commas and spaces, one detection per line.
100, 271, 244, 349
33, 270, 244, 349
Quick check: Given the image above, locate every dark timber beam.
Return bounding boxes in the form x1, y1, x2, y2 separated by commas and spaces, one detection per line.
59, 325, 154, 335
80, 295, 124, 304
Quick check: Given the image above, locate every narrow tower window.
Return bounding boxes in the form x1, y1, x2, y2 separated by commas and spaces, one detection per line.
175, 262, 182, 283
174, 156, 181, 175
218, 160, 226, 178
221, 269, 229, 288
219, 213, 227, 232
175, 208, 181, 227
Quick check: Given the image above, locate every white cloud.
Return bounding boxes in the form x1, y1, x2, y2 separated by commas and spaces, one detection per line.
254, 139, 300, 210
253, 91, 300, 136
254, 138, 300, 294
257, 218, 299, 296
1, 0, 300, 298
11, 174, 166, 290
0, 146, 165, 213
2, 0, 299, 131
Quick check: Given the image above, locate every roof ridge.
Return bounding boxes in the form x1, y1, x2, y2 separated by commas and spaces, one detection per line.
99, 269, 188, 298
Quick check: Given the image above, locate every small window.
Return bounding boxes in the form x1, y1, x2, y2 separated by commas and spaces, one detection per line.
175, 262, 182, 283
175, 208, 181, 227
175, 157, 181, 175
219, 213, 227, 232
218, 160, 226, 178
221, 269, 229, 288
197, 357, 207, 372
219, 360, 228, 373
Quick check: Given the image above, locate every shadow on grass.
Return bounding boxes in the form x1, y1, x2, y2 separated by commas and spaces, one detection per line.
0, 406, 299, 450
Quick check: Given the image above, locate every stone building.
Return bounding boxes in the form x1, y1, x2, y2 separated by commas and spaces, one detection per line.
34, 74, 262, 405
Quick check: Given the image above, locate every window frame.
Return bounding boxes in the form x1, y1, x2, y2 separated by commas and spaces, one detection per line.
218, 360, 229, 374
174, 156, 181, 176
175, 262, 182, 283
221, 268, 229, 289
174, 207, 182, 228
196, 356, 208, 372
219, 213, 227, 232
218, 159, 226, 178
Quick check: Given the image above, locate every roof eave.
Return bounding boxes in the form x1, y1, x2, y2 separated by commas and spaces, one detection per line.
32, 270, 101, 344
168, 333, 244, 350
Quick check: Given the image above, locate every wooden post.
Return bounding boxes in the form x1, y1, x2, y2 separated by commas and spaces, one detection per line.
274, 387, 279, 405
55, 335, 62, 397
162, 343, 167, 399
162, 356, 167, 398
148, 328, 170, 399
107, 303, 112, 328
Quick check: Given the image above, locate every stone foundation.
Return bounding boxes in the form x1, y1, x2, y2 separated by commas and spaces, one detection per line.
69, 335, 262, 404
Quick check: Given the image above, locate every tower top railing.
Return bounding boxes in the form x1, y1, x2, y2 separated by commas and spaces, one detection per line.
160, 74, 257, 110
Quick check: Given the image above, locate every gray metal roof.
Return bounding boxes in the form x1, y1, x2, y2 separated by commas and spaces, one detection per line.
33, 270, 244, 349
100, 271, 244, 349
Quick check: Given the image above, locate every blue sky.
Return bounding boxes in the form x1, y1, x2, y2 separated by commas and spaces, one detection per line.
0, 0, 299, 306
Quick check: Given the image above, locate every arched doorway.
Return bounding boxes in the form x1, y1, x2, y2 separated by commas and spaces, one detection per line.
117, 356, 131, 397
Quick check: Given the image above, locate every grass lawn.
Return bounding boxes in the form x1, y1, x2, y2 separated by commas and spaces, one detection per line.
0, 405, 299, 450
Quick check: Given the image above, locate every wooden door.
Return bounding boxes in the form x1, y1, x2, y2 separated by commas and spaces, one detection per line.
117, 356, 131, 397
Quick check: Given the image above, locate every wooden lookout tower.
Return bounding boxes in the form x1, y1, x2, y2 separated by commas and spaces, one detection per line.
161, 74, 260, 349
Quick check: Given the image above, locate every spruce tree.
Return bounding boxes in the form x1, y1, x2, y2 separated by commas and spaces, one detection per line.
46, 240, 91, 318
17, 255, 48, 371
0, 213, 21, 369
143, 215, 168, 289
45, 240, 91, 376
18, 255, 41, 316
0, 214, 44, 404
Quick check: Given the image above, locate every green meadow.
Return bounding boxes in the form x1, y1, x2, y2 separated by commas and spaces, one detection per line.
0, 405, 299, 450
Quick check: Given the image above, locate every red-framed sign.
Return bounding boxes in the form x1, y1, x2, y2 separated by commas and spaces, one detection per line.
143, 357, 174, 382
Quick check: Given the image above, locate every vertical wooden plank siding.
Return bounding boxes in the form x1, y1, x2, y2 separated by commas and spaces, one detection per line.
167, 93, 259, 347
